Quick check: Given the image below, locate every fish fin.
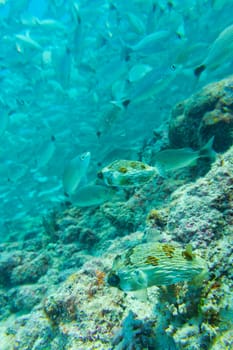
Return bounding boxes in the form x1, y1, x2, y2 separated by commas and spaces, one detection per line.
185, 243, 193, 254
112, 255, 122, 270
133, 269, 148, 288
119, 38, 133, 61
184, 244, 195, 260
199, 136, 216, 161
155, 163, 167, 178
78, 175, 88, 188
190, 268, 209, 287
25, 30, 31, 38
189, 158, 198, 166
194, 64, 206, 77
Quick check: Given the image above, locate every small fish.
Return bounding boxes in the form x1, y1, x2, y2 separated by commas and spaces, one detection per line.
70, 2, 83, 59
38, 184, 63, 198
15, 30, 42, 50
36, 136, 56, 169
119, 67, 177, 107
35, 18, 66, 30
108, 242, 208, 291
128, 64, 153, 82
125, 12, 145, 35
151, 137, 215, 176
6, 162, 28, 182
97, 104, 123, 135
53, 47, 72, 89
129, 30, 170, 55
62, 151, 91, 196
70, 184, 115, 207
194, 24, 233, 77
111, 79, 127, 102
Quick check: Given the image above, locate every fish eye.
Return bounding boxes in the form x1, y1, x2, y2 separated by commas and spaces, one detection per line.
170, 64, 176, 71
107, 272, 120, 287
97, 171, 103, 179
80, 152, 87, 160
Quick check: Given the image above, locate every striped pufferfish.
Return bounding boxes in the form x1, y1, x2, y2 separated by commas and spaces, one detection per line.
107, 242, 208, 291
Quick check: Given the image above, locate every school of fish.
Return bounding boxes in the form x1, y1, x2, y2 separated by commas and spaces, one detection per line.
0, 0, 233, 235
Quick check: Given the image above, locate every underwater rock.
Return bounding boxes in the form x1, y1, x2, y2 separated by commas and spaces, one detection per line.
0, 249, 24, 286
9, 284, 47, 313
167, 146, 233, 245
10, 252, 50, 285
6, 311, 54, 350
209, 329, 233, 350
0, 289, 10, 321
169, 75, 233, 152
111, 310, 156, 350
43, 290, 79, 325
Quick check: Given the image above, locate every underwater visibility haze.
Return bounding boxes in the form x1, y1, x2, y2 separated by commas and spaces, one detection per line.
0, 0, 233, 349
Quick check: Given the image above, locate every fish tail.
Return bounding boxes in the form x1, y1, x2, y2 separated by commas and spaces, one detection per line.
110, 99, 130, 110
194, 64, 206, 77
199, 136, 216, 161
119, 38, 133, 61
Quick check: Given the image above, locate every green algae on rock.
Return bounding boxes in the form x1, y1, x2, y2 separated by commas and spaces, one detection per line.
108, 242, 208, 291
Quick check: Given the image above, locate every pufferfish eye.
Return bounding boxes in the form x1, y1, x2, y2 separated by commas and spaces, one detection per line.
107, 272, 120, 287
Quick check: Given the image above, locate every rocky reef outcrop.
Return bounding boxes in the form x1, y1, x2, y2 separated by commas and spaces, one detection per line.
169, 75, 233, 152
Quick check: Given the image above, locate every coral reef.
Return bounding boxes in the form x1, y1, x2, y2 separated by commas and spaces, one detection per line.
0, 82, 233, 349
111, 310, 156, 350
167, 147, 233, 246
169, 75, 233, 152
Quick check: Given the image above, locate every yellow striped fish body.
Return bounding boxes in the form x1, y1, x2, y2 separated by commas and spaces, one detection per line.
107, 242, 208, 291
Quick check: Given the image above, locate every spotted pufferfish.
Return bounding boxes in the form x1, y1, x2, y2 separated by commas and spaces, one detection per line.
98, 159, 156, 187
107, 242, 208, 291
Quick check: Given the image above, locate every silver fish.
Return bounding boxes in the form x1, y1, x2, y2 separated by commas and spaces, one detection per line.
63, 151, 91, 196
70, 184, 115, 207
6, 162, 28, 182
128, 64, 153, 82
129, 30, 170, 55
36, 136, 56, 169
119, 67, 178, 107
34, 18, 66, 30
53, 47, 72, 89
15, 31, 42, 50
194, 23, 233, 77
125, 12, 145, 35
151, 137, 215, 176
